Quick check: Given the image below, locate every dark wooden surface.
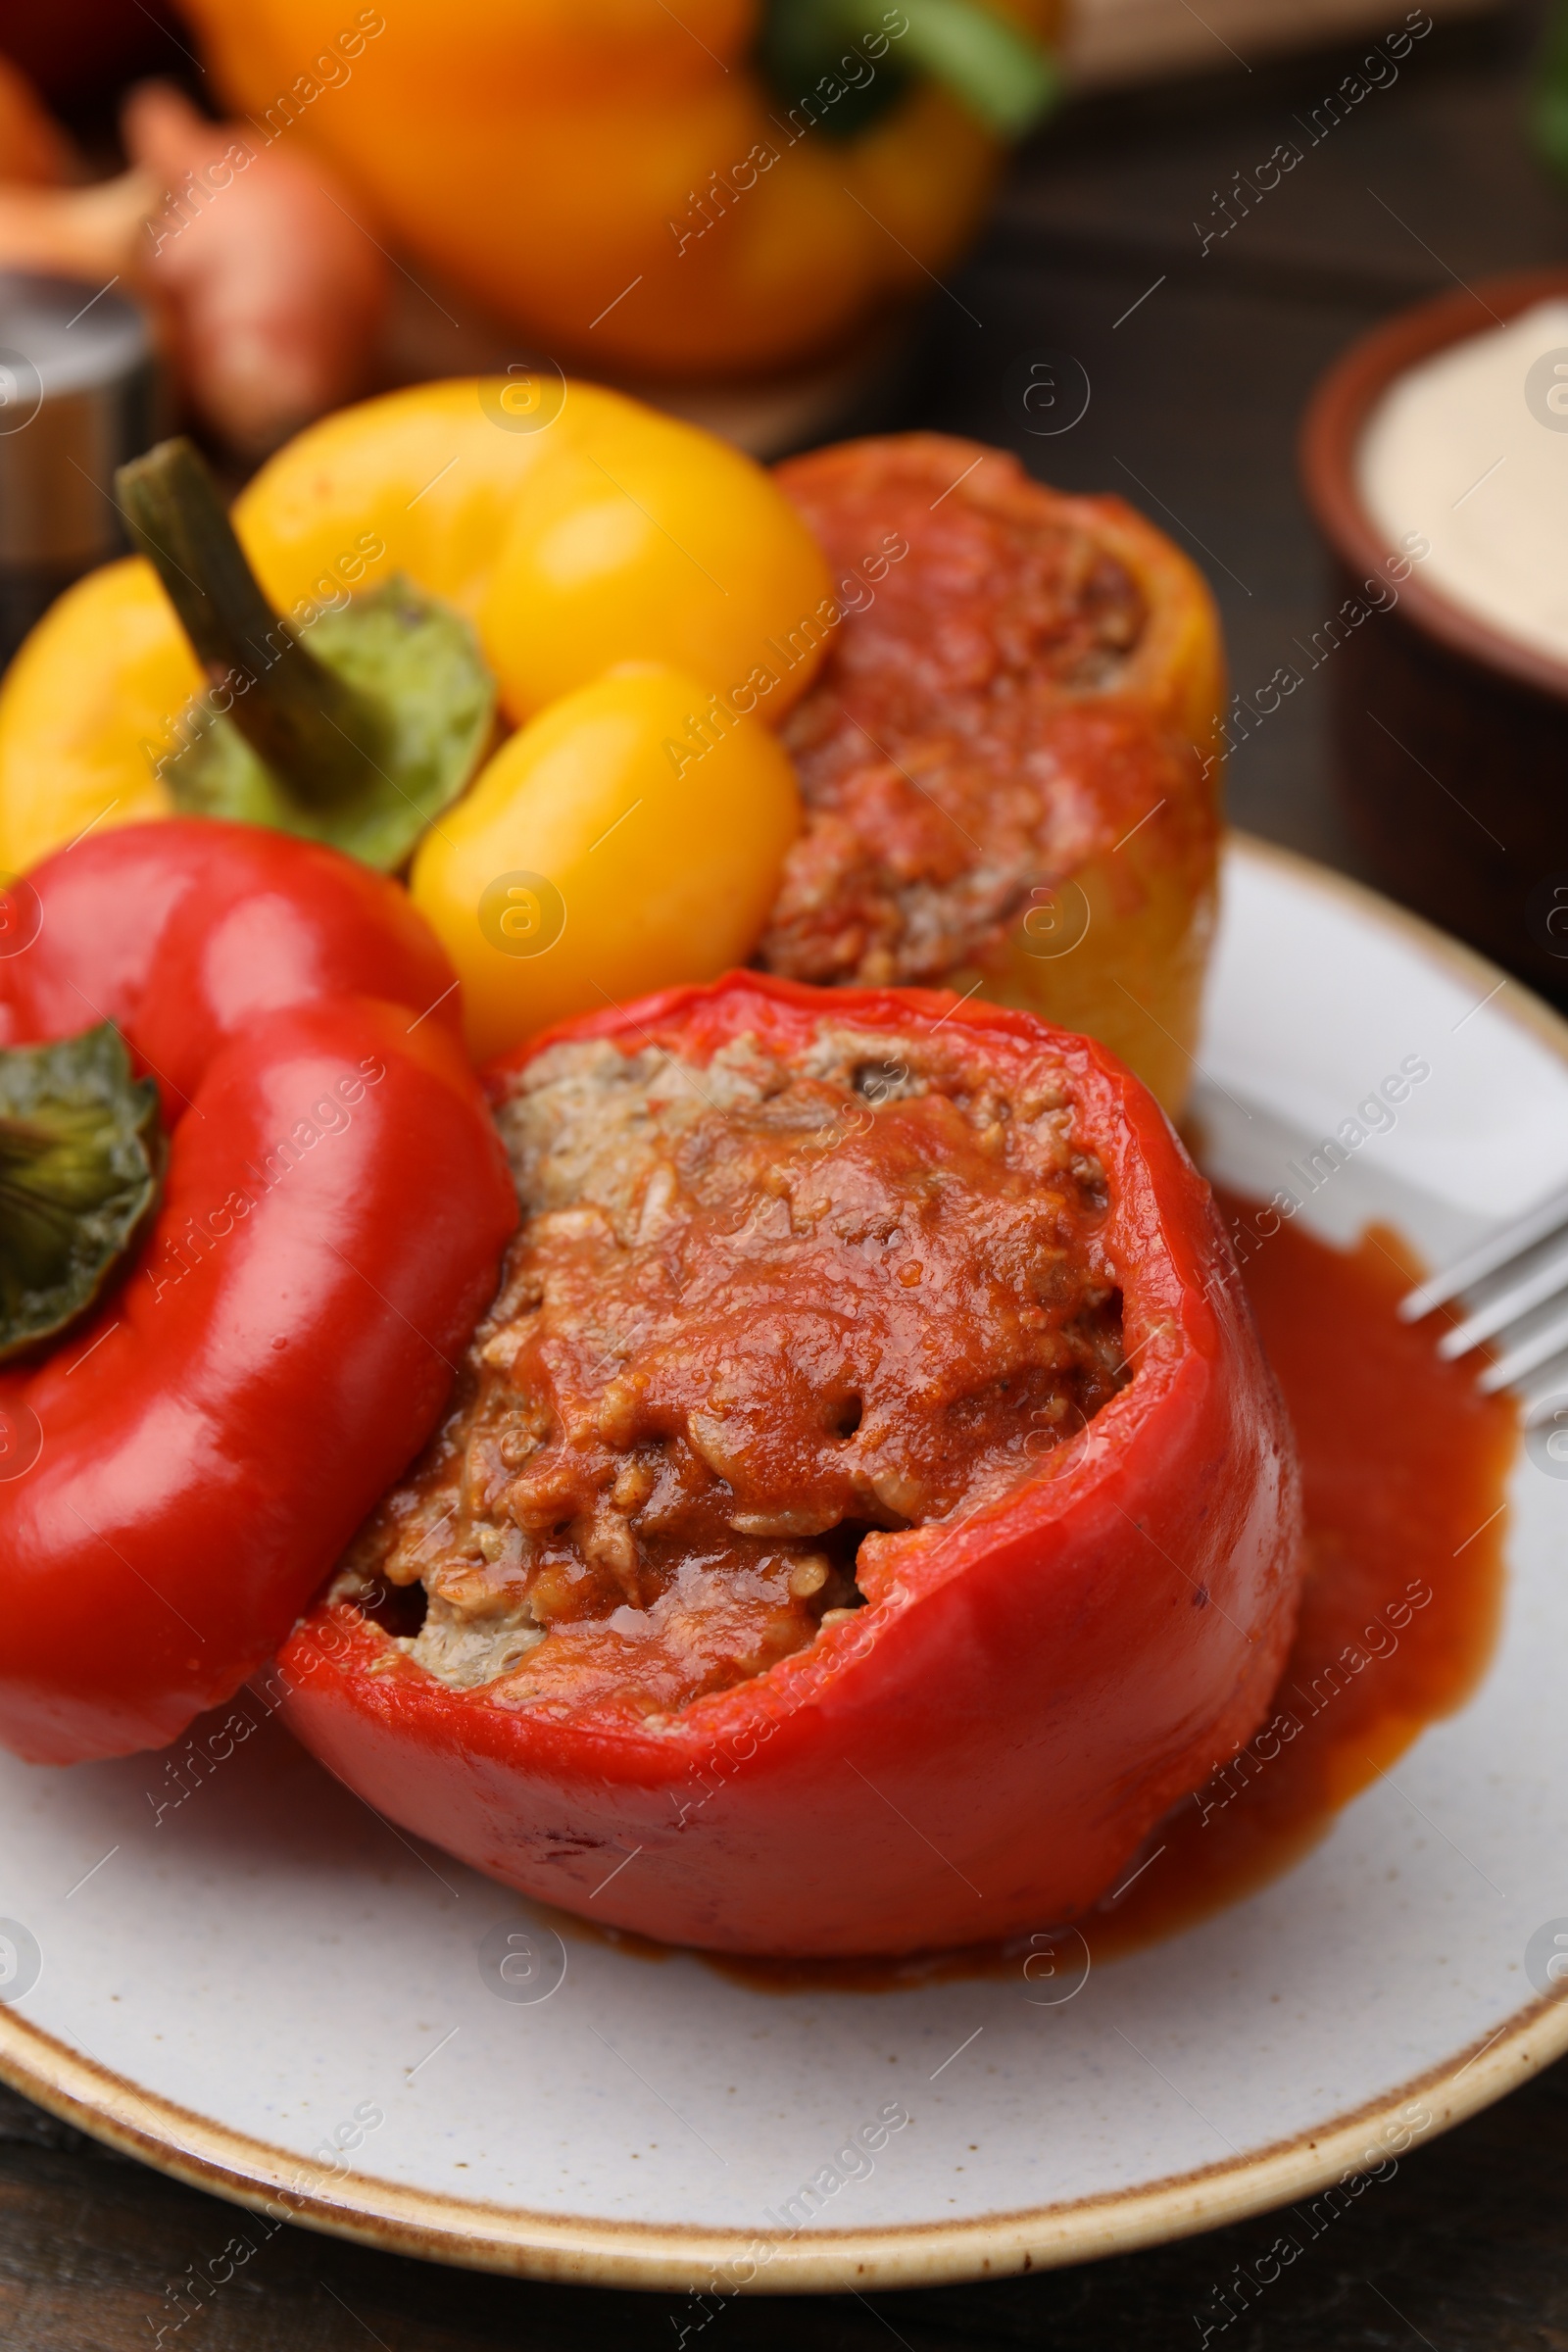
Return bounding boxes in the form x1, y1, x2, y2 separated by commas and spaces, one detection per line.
9, 7, 1568, 2345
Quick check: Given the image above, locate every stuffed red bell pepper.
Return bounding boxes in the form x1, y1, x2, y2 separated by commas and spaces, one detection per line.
278, 972, 1302, 1956
0, 819, 515, 1765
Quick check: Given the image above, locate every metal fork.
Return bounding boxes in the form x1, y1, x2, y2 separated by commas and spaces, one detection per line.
1401, 1181, 1568, 1409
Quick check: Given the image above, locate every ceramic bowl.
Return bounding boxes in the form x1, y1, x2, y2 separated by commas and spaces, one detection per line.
1299, 268, 1568, 1006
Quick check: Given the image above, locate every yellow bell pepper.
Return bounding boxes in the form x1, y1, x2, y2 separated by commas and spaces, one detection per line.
176, 0, 1062, 378
0, 560, 199, 873
411, 663, 804, 1060
478, 401, 831, 725
0, 376, 824, 875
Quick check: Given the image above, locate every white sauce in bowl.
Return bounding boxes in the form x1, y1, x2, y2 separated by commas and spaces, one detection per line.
1357, 298, 1568, 666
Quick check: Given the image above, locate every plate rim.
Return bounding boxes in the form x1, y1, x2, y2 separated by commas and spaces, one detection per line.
4, 827, 1565, 2296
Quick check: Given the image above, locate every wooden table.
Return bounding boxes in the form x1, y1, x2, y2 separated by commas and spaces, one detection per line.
8, 6, 1568, 2342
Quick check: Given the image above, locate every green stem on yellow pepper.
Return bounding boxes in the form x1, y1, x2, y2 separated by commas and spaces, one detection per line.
119, 438, 393, 810
117, 438, 496, 873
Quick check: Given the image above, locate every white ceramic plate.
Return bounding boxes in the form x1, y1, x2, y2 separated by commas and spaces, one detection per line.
2, 833, 1567, 2296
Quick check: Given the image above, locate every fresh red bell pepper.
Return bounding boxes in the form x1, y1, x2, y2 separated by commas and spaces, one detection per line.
277, 973, 1302, 1956
0, 819, 516, 1765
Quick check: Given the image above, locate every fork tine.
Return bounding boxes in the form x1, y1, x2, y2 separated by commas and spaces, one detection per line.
1436, 1229, 1568, 1359
1477, 1298, 1568, 1393
1400, 1179, 1568, 1322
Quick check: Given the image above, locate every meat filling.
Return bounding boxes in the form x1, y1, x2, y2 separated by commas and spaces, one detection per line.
336, 1025, 1127, 1723
761, 437, 1153, 989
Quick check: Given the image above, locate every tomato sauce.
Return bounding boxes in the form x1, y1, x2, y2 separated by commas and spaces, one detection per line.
693, 1193, 1516, 1991
343, 1022, 1126, 1724
760, 435, 1180, 991
1084, 1190, 1515, 1962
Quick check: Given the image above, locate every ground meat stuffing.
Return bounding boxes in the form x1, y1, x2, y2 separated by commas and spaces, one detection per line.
760, 434, 1156, 989
336, 1025, 1127, 1724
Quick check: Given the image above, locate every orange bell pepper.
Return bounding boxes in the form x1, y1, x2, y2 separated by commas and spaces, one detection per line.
177, 0, 1062, 376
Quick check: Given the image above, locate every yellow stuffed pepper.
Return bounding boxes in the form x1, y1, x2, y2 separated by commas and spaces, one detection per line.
760, 433, 1225, 1114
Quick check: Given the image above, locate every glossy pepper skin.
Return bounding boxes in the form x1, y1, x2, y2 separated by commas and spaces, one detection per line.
410, 662, 805, 1062
279, 973, 1303, 1957
0, 821, 516, 1766
0, 378, 633, 874
0, 377, 826, 877
178, 0, 1059, 377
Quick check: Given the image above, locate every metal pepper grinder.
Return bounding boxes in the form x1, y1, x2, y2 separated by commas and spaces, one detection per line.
0, 270, 159, 667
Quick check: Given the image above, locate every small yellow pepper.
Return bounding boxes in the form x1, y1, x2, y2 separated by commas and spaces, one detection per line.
411, 664, 803, 1062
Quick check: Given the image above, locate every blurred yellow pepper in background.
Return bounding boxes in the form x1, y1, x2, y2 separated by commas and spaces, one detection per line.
0, 376, 823, 873
176, 0, 1063, 378
411, 663, 804, 1062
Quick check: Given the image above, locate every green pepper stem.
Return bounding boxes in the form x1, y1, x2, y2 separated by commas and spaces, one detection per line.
0, 1128, 78, 1241
117, 438, 390, 811
0, 1026, 164, 1365
0, 1116, 59, 1165
896, 0, 1061, 136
